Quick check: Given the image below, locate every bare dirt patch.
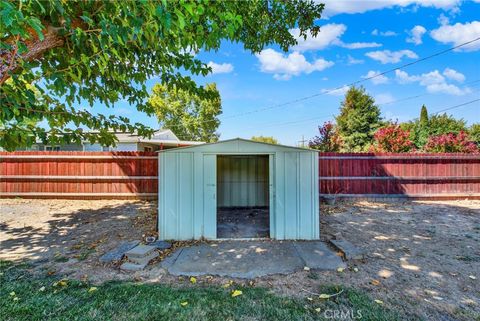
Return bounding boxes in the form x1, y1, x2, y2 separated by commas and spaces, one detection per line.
1, 199, 479, 320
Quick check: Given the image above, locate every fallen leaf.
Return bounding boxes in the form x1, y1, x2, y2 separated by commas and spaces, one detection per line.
319, 294, 331, 299
469, 275, 476, 280
180, 301, 188, 306
231, 290, 243, 297
39, 286, 46, 292
337, 267, 345, 273
88, 287, 98, 293
307, 297, 313, 301
190, 277, 197, 284
315, 308, 321, 313
58, 280, 67, 287
223, 280, 233, 288
370, 279, 381, 286
374, 300, 384, 305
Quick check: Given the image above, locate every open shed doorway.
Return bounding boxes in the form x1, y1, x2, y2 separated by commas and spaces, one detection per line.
216, 155, 270, 238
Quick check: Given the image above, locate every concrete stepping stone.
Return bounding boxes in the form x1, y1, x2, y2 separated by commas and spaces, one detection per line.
120, 261, 148, 272
148, 240, 171, 250
128, 251, 159, 265
124, 244, 156, 258
293, 241, 347, 270
99, 240, 140, 263
329, 239, 366, 260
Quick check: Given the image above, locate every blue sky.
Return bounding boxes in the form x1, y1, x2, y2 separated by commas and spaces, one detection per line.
95, 0, 480, 146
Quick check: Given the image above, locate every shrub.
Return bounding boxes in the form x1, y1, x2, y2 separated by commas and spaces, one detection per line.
370, 124, 415, 152
424, 131, 479, 153
309, 121, 342, 152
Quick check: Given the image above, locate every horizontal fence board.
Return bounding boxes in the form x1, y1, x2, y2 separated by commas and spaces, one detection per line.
0, 151, 158, 198
318, 152, 480, 198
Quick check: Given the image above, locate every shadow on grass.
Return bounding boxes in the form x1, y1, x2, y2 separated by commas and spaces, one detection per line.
0, 261, 417, 321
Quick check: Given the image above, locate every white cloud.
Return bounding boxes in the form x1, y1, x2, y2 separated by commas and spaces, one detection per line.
372, 29, 398, 36
207, 61, 234, 74
321, 0, 461, 16
256, 49, 334, 80
437, 13, 450, 26
442, 68, 465, 82
395, 69, 471, 95
366, 49, 418, 64
406, 25, 427, 45
362, 70, 389, 85
347, 55, 364, 65
321, 85, 350, 96
291, 23, 382, 51
430, 21, 480, 51
292, 24, 346, 51
338, 41, 382, 49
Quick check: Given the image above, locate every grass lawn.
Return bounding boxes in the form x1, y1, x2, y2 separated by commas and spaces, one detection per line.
0, 261, 416, 321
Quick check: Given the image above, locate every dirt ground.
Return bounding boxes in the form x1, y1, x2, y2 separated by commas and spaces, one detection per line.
1, 199, 479, 321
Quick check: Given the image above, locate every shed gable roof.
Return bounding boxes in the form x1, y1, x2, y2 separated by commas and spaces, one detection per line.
158, 138, 317, 153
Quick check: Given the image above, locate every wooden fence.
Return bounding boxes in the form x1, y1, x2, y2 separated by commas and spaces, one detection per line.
0, 151, 158, 199
319, 152, 480, 199
1, 151, 479, 200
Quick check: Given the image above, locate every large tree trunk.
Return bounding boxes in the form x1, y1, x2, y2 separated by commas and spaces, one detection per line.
0, 26, 65, 85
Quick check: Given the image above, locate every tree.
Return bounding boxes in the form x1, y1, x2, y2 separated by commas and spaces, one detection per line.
469, 123, 480, 146
419, 105, 428, 127
424, 131, 478, 153
308, 121, 342, 152
149, 83, 221, 142
401, 110, 467, 149
335, 86, 382, 151
251, 136, 278, 144
370, 124, 415, 152
0, 0, 324, 150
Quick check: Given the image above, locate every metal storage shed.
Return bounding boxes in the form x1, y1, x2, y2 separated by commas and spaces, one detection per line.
158, 138, 319, 240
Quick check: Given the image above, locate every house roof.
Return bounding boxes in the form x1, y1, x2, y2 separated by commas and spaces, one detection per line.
158, 138, 316, 153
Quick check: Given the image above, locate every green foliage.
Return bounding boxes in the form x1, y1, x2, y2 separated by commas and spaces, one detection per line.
0, 0, 324, 151
419, 105, 428, 127
335, 86, 382, 152
149, 83, 221, 142
428, 113, 467, 136
402, 112, 467, 149
251, 136, 278, 144
469, 123, 480, 146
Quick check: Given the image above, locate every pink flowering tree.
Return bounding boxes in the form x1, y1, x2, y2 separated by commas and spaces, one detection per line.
370, 124, 415, 152
308, 121, 343, 152
424, 131, 479, 153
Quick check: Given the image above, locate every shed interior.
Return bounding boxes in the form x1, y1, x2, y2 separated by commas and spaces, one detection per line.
216, 155, 270, 238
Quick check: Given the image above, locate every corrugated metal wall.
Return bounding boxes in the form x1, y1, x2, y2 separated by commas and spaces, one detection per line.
158, 139, 319, 240
217, 155, 269, 207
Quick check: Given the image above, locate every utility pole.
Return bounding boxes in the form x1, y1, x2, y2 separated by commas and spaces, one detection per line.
298, 135, 307, 148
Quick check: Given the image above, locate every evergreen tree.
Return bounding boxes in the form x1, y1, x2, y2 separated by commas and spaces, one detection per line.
416, 104, 430, 147
335, 86, 382, 151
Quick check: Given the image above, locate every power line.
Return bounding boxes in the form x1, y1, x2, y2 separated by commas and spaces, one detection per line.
244, 85, 480, 129
218, 37, 480, 121
431, 98, 480, 115
12, 37, 480, 128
